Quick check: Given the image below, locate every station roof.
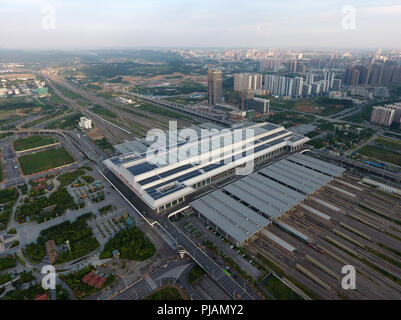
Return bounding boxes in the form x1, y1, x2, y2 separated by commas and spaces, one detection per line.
190, 153, 345, 243
191, 190, 271, 245
287, 153, 346, 177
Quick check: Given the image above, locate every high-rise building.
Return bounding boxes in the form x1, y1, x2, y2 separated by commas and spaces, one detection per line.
392, 103, 401, 124
208, 69, 222, 106
293, 77, 303, 97
332, 79, 342, 90
302, 84, 313, 96
370, 106, 395, 127
306, 73, 315, 84
289, 61, 298, 73
259, 58, 282, 72
234, 73, 263, 92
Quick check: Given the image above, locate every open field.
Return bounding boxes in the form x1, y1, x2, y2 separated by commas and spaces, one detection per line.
138, 102, 193, 121
273, 97, 354, 116
46, 113, 83, 130
18, 147, 75, 175
54, 83, 90, 102
264, 275, 303, 300
357, 145, 401, 167
13, 135, 57, 152
375, 137, 401, 151
91, 105, 116, 119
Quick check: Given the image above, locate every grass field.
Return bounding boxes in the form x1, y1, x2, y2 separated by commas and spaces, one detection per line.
358, 145, 401, 167
139, 103, 192, 120
54, 84, 89, 102
264, 275, 303, 300
13, 135, 57, 152
92, 105, 116, 119
375, 137, 401, 151
18, 147, 75, 175
46, 113, 83, 130
273, 97, 353, 116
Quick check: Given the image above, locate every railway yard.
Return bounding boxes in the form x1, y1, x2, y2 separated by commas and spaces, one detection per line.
244, 174, 401, 299
43, 71, 196, 145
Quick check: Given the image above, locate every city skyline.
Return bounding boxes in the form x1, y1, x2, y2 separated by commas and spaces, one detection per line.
0, 0, 401, 50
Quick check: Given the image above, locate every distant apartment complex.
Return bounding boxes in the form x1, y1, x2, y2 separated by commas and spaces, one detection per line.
208, 69, 223, 106
370, 103, 401, 127
234, 73, 263, 92
345, 63, 401, 87
263, 70, 337, 98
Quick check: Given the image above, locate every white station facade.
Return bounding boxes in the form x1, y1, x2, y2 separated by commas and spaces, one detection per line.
103, 122, 310, 212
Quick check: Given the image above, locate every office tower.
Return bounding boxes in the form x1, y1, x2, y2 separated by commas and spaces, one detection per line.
208, 69, 222, 106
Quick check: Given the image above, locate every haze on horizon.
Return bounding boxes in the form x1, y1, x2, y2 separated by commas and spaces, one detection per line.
1, 0, 401, 50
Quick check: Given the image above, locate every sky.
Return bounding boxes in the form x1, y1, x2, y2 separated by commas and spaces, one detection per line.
0, 0, 401, 50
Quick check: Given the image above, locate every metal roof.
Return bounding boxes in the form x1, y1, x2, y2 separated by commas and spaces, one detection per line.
300, 204, 331, 221
288, 153, 346, 177
191, 190, 271, 244
223, 174, 304, 219
279, 159, 332, 184
262, 229, 295, 252
275, 221, 309, 242
259, 166, 316, 194
310, 197, 341, 212
190, 152, 342, 243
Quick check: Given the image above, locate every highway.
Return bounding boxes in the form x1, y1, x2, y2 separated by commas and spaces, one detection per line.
111, 259, 197, 300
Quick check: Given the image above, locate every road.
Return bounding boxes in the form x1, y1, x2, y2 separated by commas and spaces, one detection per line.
1, 141, 21, 183
112, 259, 195, 300
101, 168, 261, 300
